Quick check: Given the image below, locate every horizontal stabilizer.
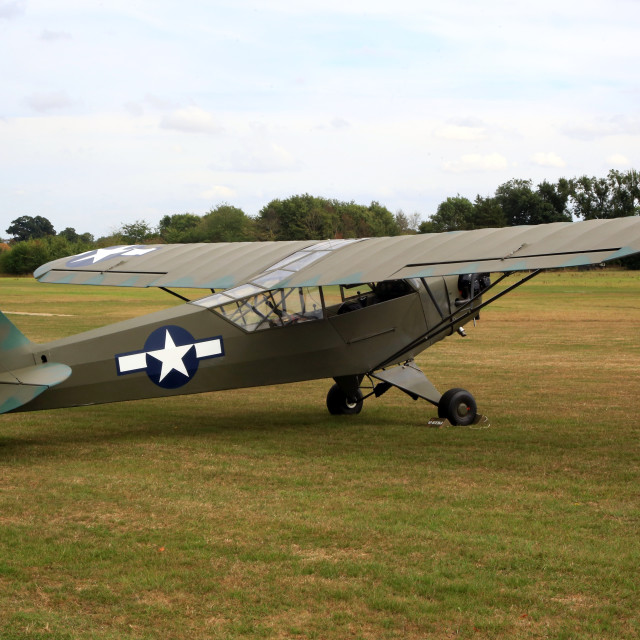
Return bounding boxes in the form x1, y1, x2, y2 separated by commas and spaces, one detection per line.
0, 362, 72, 414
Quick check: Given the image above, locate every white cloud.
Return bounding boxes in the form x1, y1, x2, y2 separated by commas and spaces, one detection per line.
215, 142, 297, 173
144, 94, 180, 111
442, 153, 508, 173
160, 107, 222, 134
200, 185, 237, 200
331, 117, 350, 129
531, 152, 566, 168
607, 153, 630, 166
0, 0, 25, 19
24, 91, 74, 113
562, 116, 640, 141
124, 102, 144, 117
40, 29, 72, 41
434, 124, 487, 141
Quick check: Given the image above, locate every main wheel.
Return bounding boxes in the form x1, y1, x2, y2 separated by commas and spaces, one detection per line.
438, 388, 477, 426
326, 384, 363, 415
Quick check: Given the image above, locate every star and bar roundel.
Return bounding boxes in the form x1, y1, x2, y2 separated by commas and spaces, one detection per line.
115, 325, 224, 389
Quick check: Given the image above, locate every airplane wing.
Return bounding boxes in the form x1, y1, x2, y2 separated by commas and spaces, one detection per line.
34, 217, 640, 290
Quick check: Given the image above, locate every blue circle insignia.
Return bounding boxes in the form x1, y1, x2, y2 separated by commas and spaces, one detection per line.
143, 325, 199, 389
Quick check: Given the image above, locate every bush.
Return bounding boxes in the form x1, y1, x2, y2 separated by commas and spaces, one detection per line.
0, 239, 51, 274
0, 236, 93, 275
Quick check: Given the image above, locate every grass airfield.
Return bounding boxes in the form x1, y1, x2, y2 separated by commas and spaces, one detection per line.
1, 271, 639, 639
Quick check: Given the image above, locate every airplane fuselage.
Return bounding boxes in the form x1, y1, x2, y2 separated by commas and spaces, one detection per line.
14, 276, 474, 412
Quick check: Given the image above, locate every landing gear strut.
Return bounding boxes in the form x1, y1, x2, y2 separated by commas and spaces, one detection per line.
438, 388, 477, 426
325, 363, 480, 426
326, 383, 363, 415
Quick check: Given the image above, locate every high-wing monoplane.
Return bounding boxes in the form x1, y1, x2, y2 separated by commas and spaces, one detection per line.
2, 217, 640, 424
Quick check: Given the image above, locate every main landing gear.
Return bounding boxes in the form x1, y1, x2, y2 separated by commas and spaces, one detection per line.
325, 362, 479, 426
326, 383, 364, 415
437, 388, 477, 426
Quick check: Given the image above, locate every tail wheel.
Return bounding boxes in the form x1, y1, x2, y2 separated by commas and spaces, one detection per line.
326, 383, 363, 415
438, 388, 477, 426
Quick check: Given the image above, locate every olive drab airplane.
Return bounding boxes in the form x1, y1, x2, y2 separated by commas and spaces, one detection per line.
2, 217, 640, 425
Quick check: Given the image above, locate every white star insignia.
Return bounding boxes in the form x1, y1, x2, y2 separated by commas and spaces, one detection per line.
115, 328, 224, 388
68, 246, 157, 266
146, 330, 193, 382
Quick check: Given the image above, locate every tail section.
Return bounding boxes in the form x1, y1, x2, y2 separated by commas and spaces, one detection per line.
0, 312, 71, 414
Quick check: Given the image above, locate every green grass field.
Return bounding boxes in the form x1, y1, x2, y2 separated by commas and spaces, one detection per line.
1, 271, 639, 639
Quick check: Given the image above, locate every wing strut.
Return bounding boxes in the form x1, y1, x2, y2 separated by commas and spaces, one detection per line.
159, 287, 191, 302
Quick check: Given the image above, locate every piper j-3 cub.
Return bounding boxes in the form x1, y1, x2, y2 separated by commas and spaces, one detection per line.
2, 217, 640, 424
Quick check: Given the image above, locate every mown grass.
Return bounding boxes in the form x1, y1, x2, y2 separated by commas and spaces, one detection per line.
1, 271, 639, 639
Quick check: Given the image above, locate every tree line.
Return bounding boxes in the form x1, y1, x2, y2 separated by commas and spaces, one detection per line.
0, 197, 418, 274
422, 169, 639, 232
1, 169, 638, 274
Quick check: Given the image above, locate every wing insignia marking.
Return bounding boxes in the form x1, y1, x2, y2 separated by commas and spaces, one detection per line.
115, 325, 224, 389
65, 245, 159, 267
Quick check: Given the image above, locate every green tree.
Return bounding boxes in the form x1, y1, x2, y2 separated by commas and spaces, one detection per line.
78, 232, 94, 244
58, 227, 94, 244
365, 201, 399, 236
95, 233, 125, 248
198, 204, 254, 242
118, 220, 156, 244
569, 175, 600, 220
494, 179, 570, 226
429, 195, 474, 231
58, 227, 80, 242
494, 179, 539, 225
291, 196, 335, 240
569, 170, 640, 220
333, 201, 370, 238
471, 195, 506, 228
418, 220, 435, 234
0, 240, 50, 274
536, 179, 572, 223
333, 201, 398, 238
0, 235, 92, 275
256, 195, 399, 240
257, 195, 336, 241
256, 200, 283, 240
6, 215, 56, 242
158, 213, 203, 243
607, 169, 640, 218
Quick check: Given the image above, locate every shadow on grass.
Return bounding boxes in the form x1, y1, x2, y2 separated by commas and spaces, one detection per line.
0, 392, 421, 457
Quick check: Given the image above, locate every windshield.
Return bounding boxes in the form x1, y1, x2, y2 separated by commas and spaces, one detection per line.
209, 287, 324, 332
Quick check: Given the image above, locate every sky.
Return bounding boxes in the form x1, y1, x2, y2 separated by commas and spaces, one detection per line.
1, 0, 639, 238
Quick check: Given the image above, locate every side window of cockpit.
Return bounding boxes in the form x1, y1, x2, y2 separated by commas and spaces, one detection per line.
212, 287, 323, 332
335, 280, 416, 314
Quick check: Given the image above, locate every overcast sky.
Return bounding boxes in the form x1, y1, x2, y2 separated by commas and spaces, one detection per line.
1, 0, 639, 237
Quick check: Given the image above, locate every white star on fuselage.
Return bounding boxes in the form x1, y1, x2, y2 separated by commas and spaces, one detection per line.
146, 330, 193, 382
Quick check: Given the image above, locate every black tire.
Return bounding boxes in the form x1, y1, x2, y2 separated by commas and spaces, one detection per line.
326, 383, 363, 415
438, 388, 477, 426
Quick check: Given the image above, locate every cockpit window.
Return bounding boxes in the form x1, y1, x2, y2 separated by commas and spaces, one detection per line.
211, 287, 324, 332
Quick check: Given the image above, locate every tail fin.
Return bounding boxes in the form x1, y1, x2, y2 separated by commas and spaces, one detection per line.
0, 312, 71, 414
1, 310, 31, 358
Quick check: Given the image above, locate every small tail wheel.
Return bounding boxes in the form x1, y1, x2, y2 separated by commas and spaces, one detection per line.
438, 388, 477, 426
326, 384, 363, 415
